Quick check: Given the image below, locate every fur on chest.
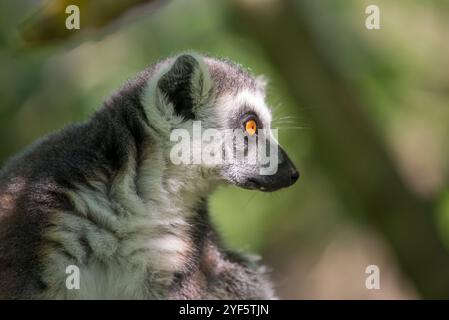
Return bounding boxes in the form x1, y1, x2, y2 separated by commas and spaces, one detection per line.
39, 172, 210, 299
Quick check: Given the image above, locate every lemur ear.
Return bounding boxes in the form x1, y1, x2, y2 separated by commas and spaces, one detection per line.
157, 54, 213, 119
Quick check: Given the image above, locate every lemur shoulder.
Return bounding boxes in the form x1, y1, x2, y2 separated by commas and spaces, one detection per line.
0, 53, 298, 299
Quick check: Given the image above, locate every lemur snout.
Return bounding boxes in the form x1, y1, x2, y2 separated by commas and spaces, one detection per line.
244, 147, 299, 192
289, 165, 300, 183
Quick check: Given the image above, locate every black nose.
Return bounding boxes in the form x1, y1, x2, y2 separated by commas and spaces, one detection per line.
279, 146, 299, 187
290, 167, 299, 183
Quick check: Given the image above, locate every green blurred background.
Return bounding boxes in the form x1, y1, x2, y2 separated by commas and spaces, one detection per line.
1, 0, 449, 299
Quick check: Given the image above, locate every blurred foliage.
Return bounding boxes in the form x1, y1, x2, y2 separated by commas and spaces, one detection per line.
0, 0, 448, 298
19, 0, 161, 46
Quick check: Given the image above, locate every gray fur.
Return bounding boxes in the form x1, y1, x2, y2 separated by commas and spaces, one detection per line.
0, 53, 297, 299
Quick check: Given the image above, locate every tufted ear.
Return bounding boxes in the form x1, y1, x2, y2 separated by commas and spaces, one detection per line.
156, 54, 213, 119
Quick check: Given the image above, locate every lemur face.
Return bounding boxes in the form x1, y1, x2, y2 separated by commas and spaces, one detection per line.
144, 53, 299, 192
213, 89, 299, 192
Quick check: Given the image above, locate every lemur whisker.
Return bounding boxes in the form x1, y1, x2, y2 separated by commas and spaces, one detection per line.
272, 121, 304, 125
276, 127, 312, 130
272, 115, 303, 121
270, 103, 283, 115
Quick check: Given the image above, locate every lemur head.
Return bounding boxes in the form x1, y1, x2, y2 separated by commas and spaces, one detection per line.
143, 53, 298, 192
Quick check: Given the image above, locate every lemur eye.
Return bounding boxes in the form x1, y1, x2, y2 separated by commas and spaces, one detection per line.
245, 119, 257, 136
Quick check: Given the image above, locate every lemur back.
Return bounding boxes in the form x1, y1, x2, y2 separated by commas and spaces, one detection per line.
0, 53, 298, 299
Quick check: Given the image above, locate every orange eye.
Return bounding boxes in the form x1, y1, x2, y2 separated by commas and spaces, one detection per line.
245, 119, 257, 136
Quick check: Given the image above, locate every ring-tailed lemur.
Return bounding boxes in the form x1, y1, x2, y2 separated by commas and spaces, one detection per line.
0, 53, 299, 299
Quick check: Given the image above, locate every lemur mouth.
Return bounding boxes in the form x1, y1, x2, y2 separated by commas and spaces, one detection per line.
243, 178, 290, 192
244, 175, 298, 192
246, 178, 263, 190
